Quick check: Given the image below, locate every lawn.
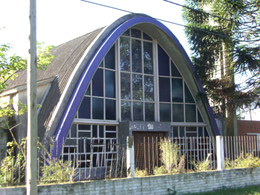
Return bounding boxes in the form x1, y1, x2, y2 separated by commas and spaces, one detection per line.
187, 185, 260, 195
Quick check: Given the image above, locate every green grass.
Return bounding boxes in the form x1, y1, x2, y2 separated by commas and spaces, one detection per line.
187, 185, 260, 195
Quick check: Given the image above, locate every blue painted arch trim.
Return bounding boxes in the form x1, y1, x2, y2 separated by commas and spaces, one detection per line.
53, 15, 220, 158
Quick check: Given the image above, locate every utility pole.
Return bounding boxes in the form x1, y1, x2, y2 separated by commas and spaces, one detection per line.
27, 0, 37, 194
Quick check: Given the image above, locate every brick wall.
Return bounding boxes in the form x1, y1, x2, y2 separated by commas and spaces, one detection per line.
2, 168, 260, 195
237, 120, 260, 136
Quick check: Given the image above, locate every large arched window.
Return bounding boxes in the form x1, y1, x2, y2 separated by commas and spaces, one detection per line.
63, 28, 209, 167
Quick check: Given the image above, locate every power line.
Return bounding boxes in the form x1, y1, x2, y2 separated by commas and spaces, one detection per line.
80, 0, 233, 40
163, 0, 234, 23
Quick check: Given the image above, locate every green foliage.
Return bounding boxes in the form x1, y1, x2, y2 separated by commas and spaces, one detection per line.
36, 42, 55, 70
0, 138, 26, 186
183, 0, 260, 113
134, 168, 148, 177
38, 140, 77, 184
0, 136, 76, 186
154, 165, 167, 175
225, 153, 260, 169
0, 44, 26, 92
160, 138, 180, 173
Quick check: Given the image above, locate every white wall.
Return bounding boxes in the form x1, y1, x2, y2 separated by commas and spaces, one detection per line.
1, 168, 260, 195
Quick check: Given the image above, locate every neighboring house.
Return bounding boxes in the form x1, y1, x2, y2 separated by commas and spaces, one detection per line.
237, 120, 260, 136
1, 14, 220, 170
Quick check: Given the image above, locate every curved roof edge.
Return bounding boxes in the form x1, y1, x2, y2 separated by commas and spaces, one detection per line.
50, 14, 220, 157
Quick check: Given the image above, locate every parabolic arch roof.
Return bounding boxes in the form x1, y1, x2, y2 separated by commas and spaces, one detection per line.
32, 14, 220, 154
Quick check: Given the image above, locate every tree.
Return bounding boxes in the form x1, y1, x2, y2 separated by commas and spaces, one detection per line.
183, 0, 260, 135
0, 42, 54, 133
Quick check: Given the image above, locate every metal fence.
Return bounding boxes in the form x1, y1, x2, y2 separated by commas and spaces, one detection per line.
1, 135, 260, 186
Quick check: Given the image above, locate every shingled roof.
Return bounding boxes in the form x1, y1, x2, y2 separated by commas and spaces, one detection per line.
6, 27, 104, 140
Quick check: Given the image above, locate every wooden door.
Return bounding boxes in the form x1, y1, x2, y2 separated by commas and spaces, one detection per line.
133, 131, 166, 173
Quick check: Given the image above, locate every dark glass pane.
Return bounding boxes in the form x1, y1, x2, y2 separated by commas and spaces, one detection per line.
145, 103, 154, 121
132, 39, 142, 73
92, 68, 103, 97
180, 127, 185, 137
186, 127, 197, 132
186, 132, 197, 137
78, 97, 90, 119
173, 127, 178, 137
123, 29, 130, 36
143, 32, 152, 41
121, 73, 131, 99
106, 126, 116, 131
204, 128, 209, 136
71, 124, 76, 138
78, 125, 90, 130
198, 127, 203, 137
93, 125, 97, 138
131, 29, 141, 38
185, 84, 195, 103
105, 45, 115, 69
78, 132, 90, 137
120, 37, 130, 71
186, 104, 196, 122
160, 103, 171, 122
85, 85, 90, 95
144, 76, 154, 101
171, 61, 181, 77
172, 78, 183, 102
172, 104, 184, 122
133, 102, 143, 121
106, 99, 116, 120
92, 98, 103, 119
198, 110, 203, 122
159, 77, 170, 102
105, 70, 115, 98
99, 126, 104, 138
133, 74, 143, 100
144, 42, 153, 74
121, 101, 131, 121
106, 132, 116, 138
158, 44, 169, 76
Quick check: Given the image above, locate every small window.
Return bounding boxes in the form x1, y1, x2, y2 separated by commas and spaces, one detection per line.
159, 77, 170, 102
105, 45, 115, 69
172, 78, 183, 102
132, 39, 142, 73
105, 70, 115, 98
186, 105, 196, 122
133, 102, 143, 121
92, 69, 103, 97
172, 104, 184, 122
143, 32, 152, 41
158, 45, 169, 76
160, 103, 171, 122
120, 37, 130, 71
171, 61, 181, 77
131, 29, 141, 38
78, 97, 90, 119
92, 98, 103, 119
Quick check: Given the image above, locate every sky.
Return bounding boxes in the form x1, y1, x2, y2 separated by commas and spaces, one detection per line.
0, 0, 259, 120
0, 0, 189, 57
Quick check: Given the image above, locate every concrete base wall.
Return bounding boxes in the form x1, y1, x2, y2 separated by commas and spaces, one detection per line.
1, 168, 260, 195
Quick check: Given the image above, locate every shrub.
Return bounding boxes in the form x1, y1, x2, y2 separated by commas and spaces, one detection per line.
160, 138, 180, 173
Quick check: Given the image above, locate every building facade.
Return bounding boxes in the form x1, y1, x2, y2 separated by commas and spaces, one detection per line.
1, 14, 220, 171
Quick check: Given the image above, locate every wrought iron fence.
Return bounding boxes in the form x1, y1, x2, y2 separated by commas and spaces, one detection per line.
1, 135, 260, 186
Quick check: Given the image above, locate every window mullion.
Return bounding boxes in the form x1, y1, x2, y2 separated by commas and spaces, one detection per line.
154, 40, 159, 122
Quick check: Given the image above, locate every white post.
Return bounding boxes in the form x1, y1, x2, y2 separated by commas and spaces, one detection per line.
27, 0, 37, 194
127, 136, 135, 178
216, 135, 224, 171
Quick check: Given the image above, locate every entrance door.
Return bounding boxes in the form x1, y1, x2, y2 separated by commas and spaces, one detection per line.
133, 131, 166, 173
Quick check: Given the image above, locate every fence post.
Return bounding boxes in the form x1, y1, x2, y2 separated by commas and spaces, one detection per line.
127, 136, 135, 178
216, 135, 224, 171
